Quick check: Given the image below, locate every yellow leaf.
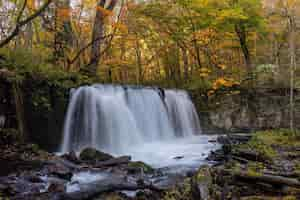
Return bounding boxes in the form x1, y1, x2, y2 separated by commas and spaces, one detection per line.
218, 64, 227, 70
27, 0, 35, 10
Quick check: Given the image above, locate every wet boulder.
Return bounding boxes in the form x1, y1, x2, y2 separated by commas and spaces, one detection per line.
61, 150, 80, 164
46, 162, 73, 181
79, 148, 114, 163
127, 161, 154, 174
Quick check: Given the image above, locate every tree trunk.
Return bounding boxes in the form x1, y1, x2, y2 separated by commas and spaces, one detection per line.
88, 0, 118, 77
222, 169, 300, 188
12, 83, 27, 141
182, 47, 189, 81
60, 176, 162, 200
24, 22, 33, 49
135, 39, 142, 84
193, 39, 202, 69
54, 0, 75, 69
235, 23, 251, 72
289, 16, 296, 132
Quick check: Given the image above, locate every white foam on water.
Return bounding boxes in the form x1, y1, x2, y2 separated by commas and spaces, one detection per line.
122, 135, 219, 171
66, 171, 108, 193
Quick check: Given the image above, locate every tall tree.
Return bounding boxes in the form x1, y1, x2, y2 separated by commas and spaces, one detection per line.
278, 0, 299, 131
88, 0, 118, 76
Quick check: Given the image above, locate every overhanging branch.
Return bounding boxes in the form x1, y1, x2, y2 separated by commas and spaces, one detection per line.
0, 0, 53, 48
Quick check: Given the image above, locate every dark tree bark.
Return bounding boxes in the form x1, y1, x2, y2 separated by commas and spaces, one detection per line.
193, 40, 202, 69
12, 83, 27, 141
235, 23, 251, 72
88, 0, 118, 77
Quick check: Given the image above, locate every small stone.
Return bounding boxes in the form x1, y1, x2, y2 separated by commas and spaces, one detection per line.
24, 175, 43, 183
173, 156, 184, 160
48, 183, 66, 193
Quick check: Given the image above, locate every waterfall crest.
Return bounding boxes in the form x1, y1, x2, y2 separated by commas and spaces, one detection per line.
61, 85, 201, 154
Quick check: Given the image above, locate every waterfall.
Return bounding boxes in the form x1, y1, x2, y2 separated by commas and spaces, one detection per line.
61, 85, 201, 154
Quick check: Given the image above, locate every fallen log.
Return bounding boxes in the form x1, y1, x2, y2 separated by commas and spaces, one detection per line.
263, 170, 300, 179
60, 176, 162, 200
222, 169, 300, 188
231, 155, 249, 164
232, 149, 266, 163
94, 156, 131, 168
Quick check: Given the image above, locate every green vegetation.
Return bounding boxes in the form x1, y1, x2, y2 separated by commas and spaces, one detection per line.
162, 179, 192, 200
127, 161, 154, 174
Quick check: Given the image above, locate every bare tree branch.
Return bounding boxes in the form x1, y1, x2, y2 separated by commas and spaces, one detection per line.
69, 34, 114, 65
0, 0, 53, 48
70, 0, 124, 68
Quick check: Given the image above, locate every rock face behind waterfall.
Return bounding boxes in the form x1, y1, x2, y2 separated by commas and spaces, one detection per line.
190, 88, 300, 133
61, 85, 201, 154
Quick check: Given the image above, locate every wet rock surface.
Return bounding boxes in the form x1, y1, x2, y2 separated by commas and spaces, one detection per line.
1, 132, 300, 200
0, 146, 187, 200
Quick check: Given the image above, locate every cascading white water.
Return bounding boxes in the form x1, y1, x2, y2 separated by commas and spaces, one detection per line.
61, 84, 202, 155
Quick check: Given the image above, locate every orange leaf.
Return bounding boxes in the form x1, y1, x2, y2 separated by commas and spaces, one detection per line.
96, 6, 113, 17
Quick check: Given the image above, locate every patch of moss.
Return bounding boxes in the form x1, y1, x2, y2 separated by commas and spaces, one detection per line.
282, 196, 297, 200
195, 167, 211, 182
162, 179, 192, 200
246, 137, 276, 159
127, 161, 154, 174
238, 129, 300, 161
246, 167, 262, 177
254, 129, 300, 147
0, 192, 10, 200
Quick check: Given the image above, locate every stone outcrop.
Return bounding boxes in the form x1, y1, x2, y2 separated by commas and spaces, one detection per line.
191, 88, 300, 133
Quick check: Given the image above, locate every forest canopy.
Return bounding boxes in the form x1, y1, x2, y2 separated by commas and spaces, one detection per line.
0, 0, 299, 91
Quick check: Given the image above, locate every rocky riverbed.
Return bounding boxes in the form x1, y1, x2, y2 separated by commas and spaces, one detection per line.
1, 130, 300, 200
0, 131, 217, 200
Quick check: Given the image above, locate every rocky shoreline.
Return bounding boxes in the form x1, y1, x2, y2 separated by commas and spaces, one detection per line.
1, 130, 300, 200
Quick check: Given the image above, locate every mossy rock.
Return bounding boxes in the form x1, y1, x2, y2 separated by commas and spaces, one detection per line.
163, 179, 193, 200
79, 148, 113, 163
127, 161, 154, 174
190, 166, 213, 200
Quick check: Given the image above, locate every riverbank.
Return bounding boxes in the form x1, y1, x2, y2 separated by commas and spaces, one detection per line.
177, 129, 300, 200
1, 129, 299, 199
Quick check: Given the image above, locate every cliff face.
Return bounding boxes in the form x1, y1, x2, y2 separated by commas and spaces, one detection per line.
191, 89, 300, 133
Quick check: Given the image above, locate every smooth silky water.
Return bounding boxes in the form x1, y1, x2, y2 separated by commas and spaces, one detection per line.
60, 85, 219, 190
